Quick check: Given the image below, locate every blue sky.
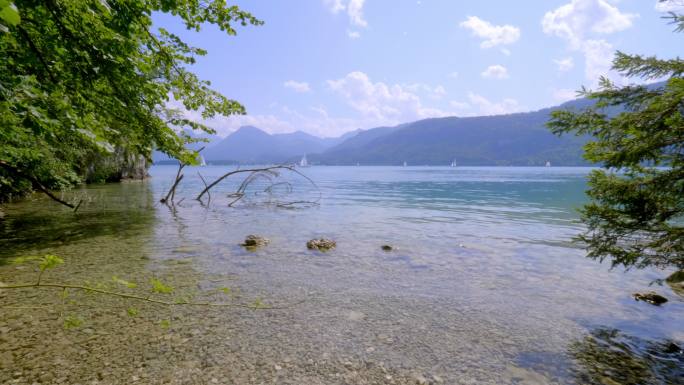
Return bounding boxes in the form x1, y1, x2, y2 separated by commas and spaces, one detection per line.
155, 0, 684, 138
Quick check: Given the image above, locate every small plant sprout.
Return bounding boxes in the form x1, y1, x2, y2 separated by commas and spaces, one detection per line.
151, 278, 174, 294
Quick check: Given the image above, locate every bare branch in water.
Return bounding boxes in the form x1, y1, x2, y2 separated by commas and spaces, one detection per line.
196, 165, 321, 208
160, 147, 205, 204
196, 166, 290, 201
197, 172, 211, 205
160, 163, 185, 204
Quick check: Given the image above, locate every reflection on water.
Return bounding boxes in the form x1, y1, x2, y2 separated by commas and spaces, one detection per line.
0, 166, 682, 384
570, 328, 683, 385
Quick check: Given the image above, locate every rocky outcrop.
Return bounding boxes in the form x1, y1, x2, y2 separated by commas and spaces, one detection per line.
84, 147, 149, 183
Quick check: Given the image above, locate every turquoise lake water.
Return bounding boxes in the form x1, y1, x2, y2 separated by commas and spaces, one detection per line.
0, 166, 681, 384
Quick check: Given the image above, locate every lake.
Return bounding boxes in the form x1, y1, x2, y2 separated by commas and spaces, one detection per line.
0, 166, 682, 384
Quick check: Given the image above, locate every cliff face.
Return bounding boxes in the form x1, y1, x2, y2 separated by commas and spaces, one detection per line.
84, 148, 150, 183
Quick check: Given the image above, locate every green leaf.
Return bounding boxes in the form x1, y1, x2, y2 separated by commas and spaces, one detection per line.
39, 254, 64, 271
159, 319, 171, 329
126, 307, 138, 317
151, 278, 173, 294
0, 2, 20, 27
11, 255, 41, 265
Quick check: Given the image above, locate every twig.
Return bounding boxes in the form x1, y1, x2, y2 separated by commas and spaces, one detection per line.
0, 283, 303, 310
161, 163, 185, 204
197, 172, 211, 204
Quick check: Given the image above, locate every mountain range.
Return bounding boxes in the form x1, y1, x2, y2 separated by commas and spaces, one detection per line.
154, 97, 597, 166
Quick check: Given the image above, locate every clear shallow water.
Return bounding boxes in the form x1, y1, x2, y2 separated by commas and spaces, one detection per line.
1, 166, 682, 384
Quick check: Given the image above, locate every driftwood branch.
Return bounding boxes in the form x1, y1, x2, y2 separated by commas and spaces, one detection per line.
195, 165, 320, 208
160, 165, 185, 204
0, 160, 79, 210
197, 172, 211, 204
160, 147, 204, 204
195, 165, 293, 201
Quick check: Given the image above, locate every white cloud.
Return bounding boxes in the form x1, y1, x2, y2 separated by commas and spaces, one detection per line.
582, 39, 614, 84
500, 48, 512, 56
552, 88, 578, 102
542, 0, 637, 48
554, 57, 575, 72
347, 0, 367, 27
655, 0, 684, 12
460, 16, 521, 48
325, 0, 367, 28
324, 0, 345, 13
481, 65, 509, 79
448, 94, 522, 116
283, 80, 311, 93
404, 83, 448, 99
467, 93, 522, 116
347, 30, 361, 39
327, 71, 451, 124
448, 71, 459, 79
449, 100, 470, 110
542, 0, 637, 86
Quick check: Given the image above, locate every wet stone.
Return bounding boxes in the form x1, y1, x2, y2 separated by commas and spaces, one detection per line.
241, 235, 270, 249
306, 238, 336, 251
633, 291, 668, 305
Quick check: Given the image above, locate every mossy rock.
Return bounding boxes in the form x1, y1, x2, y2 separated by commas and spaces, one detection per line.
666, 270, 684, 297
307, 238, 336, 251
633, 291, 668, 306
241, 235, 270, 249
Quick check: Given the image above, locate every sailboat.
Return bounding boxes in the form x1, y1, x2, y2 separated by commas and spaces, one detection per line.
199, 155, 207, 166
450, 159, 457, 167
403, 161, 407, 167
545, 161, 551, 167
299, 154, 309, 167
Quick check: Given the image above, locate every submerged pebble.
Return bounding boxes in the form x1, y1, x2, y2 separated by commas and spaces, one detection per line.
241, 235, 270, 248
307, 238, 336, 251
633, 291, 668, 305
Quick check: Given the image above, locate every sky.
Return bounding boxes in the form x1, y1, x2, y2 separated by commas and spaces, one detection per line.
155, 0, 684, 138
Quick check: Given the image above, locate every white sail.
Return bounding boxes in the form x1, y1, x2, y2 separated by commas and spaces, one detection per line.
200, 155, 207, 166
545, 161, 551, 167
299, 155, 309, 167
403, 161, 407, 167
450, 160, 457, 167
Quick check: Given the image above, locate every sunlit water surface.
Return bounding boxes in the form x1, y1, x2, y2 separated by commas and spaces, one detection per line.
1, 166, 682, 384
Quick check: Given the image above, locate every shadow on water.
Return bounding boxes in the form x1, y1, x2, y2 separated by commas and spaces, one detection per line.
0, 182, 156, 264
568, 328, 683, 385
512, 328, 683, 384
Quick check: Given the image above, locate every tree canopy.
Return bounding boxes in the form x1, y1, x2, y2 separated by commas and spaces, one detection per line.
547, 9, 684, 271
0, 0, 261, 201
